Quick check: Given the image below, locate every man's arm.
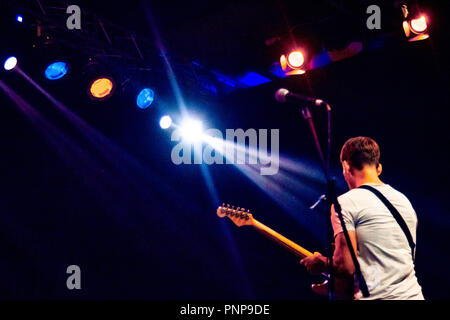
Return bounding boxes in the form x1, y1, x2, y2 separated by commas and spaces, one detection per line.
300, 205, 358, 298
332, 230, 358, 299
301, 205, 358, 275
333, 230, 357, 277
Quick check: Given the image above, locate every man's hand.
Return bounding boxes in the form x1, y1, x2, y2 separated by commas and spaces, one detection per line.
300, 252, 328, 275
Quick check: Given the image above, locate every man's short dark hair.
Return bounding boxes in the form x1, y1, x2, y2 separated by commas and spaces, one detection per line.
340, 136, 380, 170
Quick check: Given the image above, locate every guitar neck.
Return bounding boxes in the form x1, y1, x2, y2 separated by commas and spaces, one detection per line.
251, 219, 313, 259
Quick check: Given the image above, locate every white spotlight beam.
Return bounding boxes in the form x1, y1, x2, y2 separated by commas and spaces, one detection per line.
179, 118, 203, 142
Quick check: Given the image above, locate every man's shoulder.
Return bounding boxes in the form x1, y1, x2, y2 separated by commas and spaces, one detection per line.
338, 184, 412, 209
338, 188, 367, 204
337, 184, 393, 209
339, 184, 399, 198
336, 189, 363, 214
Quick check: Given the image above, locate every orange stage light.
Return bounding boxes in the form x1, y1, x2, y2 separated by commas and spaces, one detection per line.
90, 77, 114, 99
280, 54, 288, 71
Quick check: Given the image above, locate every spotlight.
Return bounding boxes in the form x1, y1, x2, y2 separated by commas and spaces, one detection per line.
280, 50, 306, 76
89, 77, 114, 100
180, 118, 203, 142
136, 88, 155, 109
410, 16, 427, 33
16, 15, 23, 23
159, 115, 172, 129
45, 62, 69, 80
3, 56, 17, 71
403, 15, 429, 41
287, 51, 304, 68
401, 5, 429, 42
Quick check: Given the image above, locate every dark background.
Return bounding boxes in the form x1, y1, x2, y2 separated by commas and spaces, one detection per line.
0, 0, 449, 299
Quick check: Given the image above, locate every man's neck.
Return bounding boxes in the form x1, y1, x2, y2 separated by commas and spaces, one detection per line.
351, 168, 383, 189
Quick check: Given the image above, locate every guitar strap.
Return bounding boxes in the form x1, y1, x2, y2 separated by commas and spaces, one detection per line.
358, 185, 416, 261
334, 197, 370, 298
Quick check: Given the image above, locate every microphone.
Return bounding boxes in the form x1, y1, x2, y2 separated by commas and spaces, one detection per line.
275, 88, 325, 107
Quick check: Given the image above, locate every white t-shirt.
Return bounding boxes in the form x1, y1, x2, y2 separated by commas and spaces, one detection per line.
331, 183, 424, 300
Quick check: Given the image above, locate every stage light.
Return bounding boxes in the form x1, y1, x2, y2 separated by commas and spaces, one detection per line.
403, 15, 429, 41
159, 115, 172, 129
3, 56, 17, 71
401, 4, 429, 42
136, 88, 155, 109
410, 15, 427, 33
287, 51, 304, 68
280, 54, 287, 70
89, 77, 114, 99
16, 15, 23, 23
180, 118, 203, 142
45, 62, 69, 80
280, 50, 306, 76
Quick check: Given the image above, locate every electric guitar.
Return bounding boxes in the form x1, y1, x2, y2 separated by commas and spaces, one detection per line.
217, 204, 315, 258
217, 204, 354, 299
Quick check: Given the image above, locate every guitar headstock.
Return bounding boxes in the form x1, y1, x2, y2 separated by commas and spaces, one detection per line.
217, 203, 254, 227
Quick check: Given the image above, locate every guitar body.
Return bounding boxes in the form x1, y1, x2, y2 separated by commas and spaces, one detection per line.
312, 276, 355, 300
217, 204, 355, 300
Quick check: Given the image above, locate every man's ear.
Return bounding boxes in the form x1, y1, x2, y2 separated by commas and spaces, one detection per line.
377, 163, 382, 176
342, 160, 351, 173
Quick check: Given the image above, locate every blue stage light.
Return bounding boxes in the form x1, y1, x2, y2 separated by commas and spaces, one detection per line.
16, 15, 23, 23
136, 88, 155, 109
238, 72, 271, 87
45, 62, 69, 80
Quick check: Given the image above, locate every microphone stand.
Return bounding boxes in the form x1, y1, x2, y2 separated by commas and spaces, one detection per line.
300, 101, 370, 299
301, 104, 335, 300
